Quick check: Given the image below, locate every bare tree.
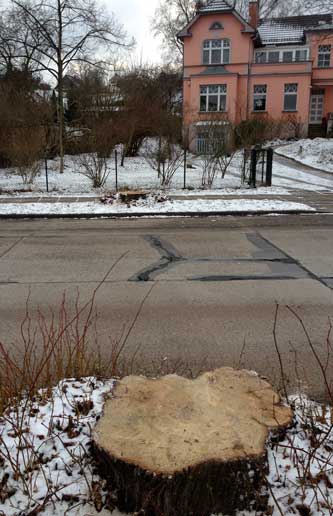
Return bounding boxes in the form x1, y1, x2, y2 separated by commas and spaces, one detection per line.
0, 6, 46, 75
152, 0, 196, 63
9, 0, 132, 173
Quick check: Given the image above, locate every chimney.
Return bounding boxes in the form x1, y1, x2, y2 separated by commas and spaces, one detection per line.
249, 0, 259, 28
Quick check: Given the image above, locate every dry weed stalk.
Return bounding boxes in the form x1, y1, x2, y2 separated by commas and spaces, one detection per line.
0, 290, 110, 413
269, 304, 333, 515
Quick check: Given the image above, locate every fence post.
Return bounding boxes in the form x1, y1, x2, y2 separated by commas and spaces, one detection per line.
266, 148, 273, 187
45, 157, 49, 193
183, 147, 187, 190
250, 148, 257, 188
115, 149, 118, 192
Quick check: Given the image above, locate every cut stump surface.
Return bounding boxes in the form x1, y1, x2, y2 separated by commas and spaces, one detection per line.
119, 190, 148, 203
93, 368, 293, 516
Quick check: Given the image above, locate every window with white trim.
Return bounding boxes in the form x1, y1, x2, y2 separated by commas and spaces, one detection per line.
203, 39, 230, 65
284, 83, 298, 111
295, 49, 308, 61
282, 51, 293, 62
253, 85, 267, 111
318, 45, 331, 67
200, 85, 227, 112
255, 48, 309, 63
268, 51, 279, 63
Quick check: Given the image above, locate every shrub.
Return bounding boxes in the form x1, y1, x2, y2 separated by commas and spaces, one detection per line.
4, 127, 45, 184
235, 117, 274, 148
76, 121, 115, 188
144, 138, 183, 187
77, 153, 110, 188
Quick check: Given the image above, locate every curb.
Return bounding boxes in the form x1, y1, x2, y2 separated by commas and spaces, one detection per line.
0, 209, 319, 220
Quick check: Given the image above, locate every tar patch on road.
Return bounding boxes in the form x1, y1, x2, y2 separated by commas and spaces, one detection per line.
129, 232, 331, 289
129, 236, 185, 282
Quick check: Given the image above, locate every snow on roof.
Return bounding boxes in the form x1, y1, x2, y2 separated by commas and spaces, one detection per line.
199, 0, 232, 13
258, 14, 333, 45
258, 21, 305, 45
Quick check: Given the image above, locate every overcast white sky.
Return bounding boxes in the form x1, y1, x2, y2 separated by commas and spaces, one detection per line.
109, 0, 163, 64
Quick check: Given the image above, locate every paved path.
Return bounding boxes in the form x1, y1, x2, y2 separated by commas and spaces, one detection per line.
274, 151, 333, 179
1, 215, 333, 399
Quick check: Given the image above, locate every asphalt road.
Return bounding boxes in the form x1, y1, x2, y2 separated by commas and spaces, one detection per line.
1, 214, 333, 399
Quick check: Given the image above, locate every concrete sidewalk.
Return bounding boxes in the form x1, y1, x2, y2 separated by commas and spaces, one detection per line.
1, 190, 333, 212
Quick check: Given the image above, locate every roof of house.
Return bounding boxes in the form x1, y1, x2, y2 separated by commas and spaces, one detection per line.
198, 0, 233, 13
178, 1, 333, 44
258, 14, 333, 45
177, 0, 254, 39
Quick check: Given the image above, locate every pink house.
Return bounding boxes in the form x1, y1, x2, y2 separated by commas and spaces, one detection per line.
177, 0, 333, 151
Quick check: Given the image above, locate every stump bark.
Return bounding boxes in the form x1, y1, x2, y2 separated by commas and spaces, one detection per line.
93, 368, 293, 516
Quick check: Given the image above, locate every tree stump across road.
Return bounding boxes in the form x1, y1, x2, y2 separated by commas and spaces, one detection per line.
119, 190, 148, 203
93, 368, 293, 516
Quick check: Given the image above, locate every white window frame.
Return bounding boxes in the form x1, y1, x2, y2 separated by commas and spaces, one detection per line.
203, 39, 231, 65
200, 84, 227, 112
318, 45, 331, 68
283, 83, 298, 111
255, 47, 309, 64
253, 84, 267, 111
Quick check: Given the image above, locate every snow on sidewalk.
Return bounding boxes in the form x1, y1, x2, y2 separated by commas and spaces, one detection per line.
0, 198, 315, 216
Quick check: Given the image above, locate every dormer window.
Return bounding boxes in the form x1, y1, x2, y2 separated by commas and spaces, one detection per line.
210, 21, 224, 30
203, 39, 230, 65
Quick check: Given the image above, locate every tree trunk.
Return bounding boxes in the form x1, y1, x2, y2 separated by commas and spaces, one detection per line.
93, 368, 293, 516
58, 76, 64, 174
57, 0, 64, 174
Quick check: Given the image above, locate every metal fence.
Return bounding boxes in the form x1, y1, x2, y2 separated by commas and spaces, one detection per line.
242, 147, 273, 188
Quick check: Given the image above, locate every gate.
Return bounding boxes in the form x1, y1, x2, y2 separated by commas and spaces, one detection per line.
242, 147, 273, 188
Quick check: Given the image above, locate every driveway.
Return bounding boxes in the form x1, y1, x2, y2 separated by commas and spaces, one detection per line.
1, 215, 333, 398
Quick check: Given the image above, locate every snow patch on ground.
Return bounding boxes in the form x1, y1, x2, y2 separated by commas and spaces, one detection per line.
1, 151, 333, 198
0, 198, 315, 216
0, 378, 115, 515
276, 138, 333, 173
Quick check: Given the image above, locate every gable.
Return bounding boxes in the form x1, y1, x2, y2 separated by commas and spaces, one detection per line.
177, 2, 254, 40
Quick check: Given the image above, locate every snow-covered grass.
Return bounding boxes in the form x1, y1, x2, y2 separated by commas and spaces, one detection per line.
0, 197, 315, 216
0, 377, 332, 516
0, 154, 243, 194
276, 138, 333, 173
1, 147, 333, 200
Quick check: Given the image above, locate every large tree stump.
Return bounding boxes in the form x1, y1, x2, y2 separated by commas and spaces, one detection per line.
93, 368, 293, 516
119, 190, 148, 203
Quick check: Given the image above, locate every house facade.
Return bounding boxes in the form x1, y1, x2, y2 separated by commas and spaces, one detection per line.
178, 0, 333, 152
